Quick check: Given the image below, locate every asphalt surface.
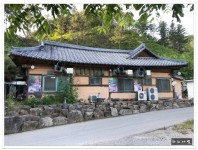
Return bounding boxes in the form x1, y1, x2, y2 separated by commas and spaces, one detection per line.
90, 126, 194, 146
4, 107, 193, 146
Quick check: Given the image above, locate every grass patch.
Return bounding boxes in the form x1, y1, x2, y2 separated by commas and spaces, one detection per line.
173, 119, 194, 134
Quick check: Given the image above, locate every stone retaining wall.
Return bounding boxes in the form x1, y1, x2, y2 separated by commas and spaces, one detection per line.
4, 99, 194, 134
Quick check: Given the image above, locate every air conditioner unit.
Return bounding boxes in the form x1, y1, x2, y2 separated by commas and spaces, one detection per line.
147, 87, 158, 101
134, 68, 145, 77
112, 68, 119, 75
54, 65, 62, 72
89, 95, 98, 103
54, 62, 63, 72
137, 91, 147, 101
119, 67, 126, 75
112, 67, 126, 75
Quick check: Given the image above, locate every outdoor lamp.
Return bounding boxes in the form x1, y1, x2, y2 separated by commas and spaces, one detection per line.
31, 65, 35, 69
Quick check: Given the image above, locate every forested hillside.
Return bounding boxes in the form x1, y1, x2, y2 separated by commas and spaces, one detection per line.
5, 10, 193, 81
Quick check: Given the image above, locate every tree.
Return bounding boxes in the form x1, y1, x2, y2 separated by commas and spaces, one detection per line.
4, 4, 194, 39
4, 34, 38, 82
175, 24, 188, 53
5, 4, 73, 39
158, 21, 168, 46
168, 22, 188, 53
68, 10, 87, 44
135, 21, 148, 36
50, 14, 71, 42
169, 21, 177, 50
110, 26, 126, 49
184, 35, 194, 51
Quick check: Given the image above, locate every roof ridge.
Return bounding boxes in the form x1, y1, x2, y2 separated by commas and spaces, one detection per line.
44, 40, 132, 53
136, 57, 158, 59
159, 56, 187, 63
11, 46, 41, 52
11, 45, 41, 49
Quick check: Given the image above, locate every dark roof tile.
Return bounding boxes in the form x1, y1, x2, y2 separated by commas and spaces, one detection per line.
10, 40, 187, 67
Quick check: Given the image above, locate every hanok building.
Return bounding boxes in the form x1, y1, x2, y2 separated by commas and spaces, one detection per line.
10, 41, 187, 102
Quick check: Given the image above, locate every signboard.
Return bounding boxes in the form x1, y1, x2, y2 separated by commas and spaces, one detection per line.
134, 79, 142, 92
28, 75, 41, 93
109, 77, 118, 92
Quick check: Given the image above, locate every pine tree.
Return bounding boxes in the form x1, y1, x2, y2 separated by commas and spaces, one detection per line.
175, 24, 188, 53
169, 21, 177, 50
158, 21, 168, 46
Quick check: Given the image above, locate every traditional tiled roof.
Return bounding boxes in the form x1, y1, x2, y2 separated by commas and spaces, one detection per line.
127, 43, 160, 59
10, 41, 187, 67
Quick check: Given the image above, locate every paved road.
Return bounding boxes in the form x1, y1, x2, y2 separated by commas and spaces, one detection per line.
4, 107, 193, 146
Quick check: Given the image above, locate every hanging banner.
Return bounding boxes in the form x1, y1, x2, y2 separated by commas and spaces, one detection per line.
134, 79, 142, 92
109, 77, 118, 92
28, 75, 41, 93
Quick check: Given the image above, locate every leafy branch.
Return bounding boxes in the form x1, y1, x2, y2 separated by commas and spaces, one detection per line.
5, 4, 194, 39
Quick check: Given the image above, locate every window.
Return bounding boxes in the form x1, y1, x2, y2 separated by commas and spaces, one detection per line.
43, 76, 57, 92
75, 68, 80, 75
118, 78, 133, 92
80, 68, 85, 75
57, 76, 68, 91
94, 69, 104, 76
85, 68, 89, 75
156, 78, 170, 92
144, 78, 152, 85
90, 77, 102, 85
75, 68, 104, 76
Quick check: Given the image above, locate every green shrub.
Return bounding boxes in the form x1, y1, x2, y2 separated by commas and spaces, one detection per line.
42, 95, 56, 105
5, 93, 15, 111
5, 85, 16, 111
56, 75, 78, 104
23, 98, 41, 108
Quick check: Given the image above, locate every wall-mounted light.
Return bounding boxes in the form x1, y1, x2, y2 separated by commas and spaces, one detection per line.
31, 65, 35, 69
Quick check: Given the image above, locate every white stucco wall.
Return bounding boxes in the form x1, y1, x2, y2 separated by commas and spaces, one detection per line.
186, 80, 194, 99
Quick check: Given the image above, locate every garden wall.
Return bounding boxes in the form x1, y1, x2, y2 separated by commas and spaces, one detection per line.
4, 99, 194, 134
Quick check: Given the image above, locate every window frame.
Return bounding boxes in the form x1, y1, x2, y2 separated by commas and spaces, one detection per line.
57, 76, 68, 92
89, 77, 102, 85
75, 68, 104, 76
42, 75, 58, 92
118, 78, 133, 93
156, 78, 171, 92
143, 77, 152, 85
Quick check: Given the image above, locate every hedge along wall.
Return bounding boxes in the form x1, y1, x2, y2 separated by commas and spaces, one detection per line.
4, 99, 193, 134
